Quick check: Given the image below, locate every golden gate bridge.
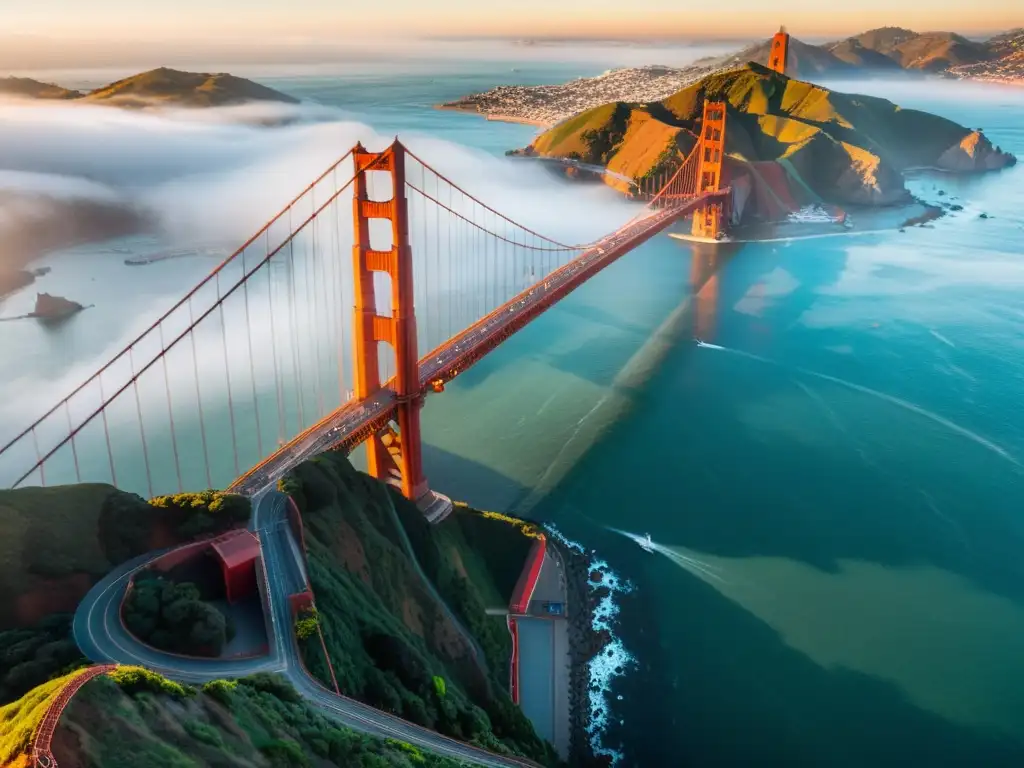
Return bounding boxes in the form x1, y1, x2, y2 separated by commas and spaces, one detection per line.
0, 101, 731, 510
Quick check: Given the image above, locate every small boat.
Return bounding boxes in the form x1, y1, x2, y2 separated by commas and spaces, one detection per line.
638, 533, 654, 553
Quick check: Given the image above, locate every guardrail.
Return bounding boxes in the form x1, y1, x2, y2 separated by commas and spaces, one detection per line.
30, 665, 118, 768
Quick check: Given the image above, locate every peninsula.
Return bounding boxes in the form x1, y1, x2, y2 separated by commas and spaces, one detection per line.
511, 64, 1015, 220
0, 67, 298, 109
440, 27, 1024, 128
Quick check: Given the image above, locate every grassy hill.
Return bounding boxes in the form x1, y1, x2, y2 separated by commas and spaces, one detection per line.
0, 67, 297, 109
280, 452, 556, 765
82, 67, 299, 108
0, 76, 81, 100
1, 667, 474, 768
705, 26, 1009, 77
522, 64, 1015, 211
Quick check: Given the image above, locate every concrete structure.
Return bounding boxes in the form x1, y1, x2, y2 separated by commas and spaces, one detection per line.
508, 543, 571, 760
210, 529, 260, 604
768, 26, 790, 75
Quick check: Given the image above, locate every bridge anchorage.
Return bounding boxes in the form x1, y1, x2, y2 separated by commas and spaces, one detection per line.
0, 101, 730, 518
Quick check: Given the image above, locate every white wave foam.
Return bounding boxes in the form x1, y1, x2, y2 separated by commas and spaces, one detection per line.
545, 524, 634, 766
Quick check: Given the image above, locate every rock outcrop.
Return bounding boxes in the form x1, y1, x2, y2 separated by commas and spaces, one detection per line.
936, 131, 1017, 172
30, 292, 84, 322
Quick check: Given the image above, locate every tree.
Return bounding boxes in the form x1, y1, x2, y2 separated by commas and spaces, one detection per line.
123, 576, 232, 657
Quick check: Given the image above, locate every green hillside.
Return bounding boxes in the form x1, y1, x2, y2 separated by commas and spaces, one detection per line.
1, 668, 473, 768
280, 453, 557, 765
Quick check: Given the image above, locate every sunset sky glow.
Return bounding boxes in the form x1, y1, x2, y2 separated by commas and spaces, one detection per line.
3, 0, 1019, 40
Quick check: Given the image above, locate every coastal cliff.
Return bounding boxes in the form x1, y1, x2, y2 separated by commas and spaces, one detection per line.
517, 64, 1015, 215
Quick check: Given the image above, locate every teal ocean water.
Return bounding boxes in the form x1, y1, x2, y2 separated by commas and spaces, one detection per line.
2, 54, 1024, 766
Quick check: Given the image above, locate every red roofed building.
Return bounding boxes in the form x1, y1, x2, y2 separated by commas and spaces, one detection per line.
210, 530, 261, 603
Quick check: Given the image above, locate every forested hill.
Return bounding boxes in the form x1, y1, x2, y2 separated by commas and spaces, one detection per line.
280, 452, 560, 765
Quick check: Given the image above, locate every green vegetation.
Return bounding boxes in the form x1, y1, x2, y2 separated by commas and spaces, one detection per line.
294, 606, 320, 641
0, 613, 87, 706
0, 670, 82, 768
525, 64, 1015, 210
392, 501, 532, 675
283, 452, 559, 765
108, 665, 194, 699
122, 576, 236, 657
0, 484, 249, 705
2, 670, 479, 767
149, 490, 250, 538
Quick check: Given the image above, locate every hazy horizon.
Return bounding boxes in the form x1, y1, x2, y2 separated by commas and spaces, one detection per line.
2, 0, 1020, 72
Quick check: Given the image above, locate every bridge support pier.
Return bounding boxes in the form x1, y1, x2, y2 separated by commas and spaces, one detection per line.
352, 140, 452, 522
691, 101, 729, 240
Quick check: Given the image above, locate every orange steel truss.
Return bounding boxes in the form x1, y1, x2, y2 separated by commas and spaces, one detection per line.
691, 101, 728, 239
768, 26, 790, 75
351, 140, 429, 503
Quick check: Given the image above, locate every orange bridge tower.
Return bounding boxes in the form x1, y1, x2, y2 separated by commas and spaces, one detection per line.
691, 100, 728, 240
351, 140, 450, 520
768, 26, 790, 75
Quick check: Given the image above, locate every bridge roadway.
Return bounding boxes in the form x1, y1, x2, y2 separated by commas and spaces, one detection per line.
232, 191, 723, 495
73, 491, 538, 767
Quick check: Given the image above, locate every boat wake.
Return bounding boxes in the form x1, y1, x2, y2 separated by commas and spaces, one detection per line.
693, 342, 1022, 470
607, 527, 731, 585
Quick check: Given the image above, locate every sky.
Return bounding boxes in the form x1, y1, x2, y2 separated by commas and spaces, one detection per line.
0, 0, 1019, 70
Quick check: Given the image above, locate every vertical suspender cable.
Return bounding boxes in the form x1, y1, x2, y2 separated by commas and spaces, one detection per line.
129, 346, 154, 497
266, 230, 286, 444
159, 323, 183, 493
189, 298, 213, 489
332, 169, 347, 404
217, 273, 241, 479
65, 402, 81, 483
286, 205, 307, 428
241, 244, 264, 460
31, 427, 46, 486
97, 372, 117, 487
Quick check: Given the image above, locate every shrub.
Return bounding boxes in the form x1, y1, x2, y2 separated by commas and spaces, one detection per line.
108, 666, 193, 699
259, 739, 309, 767
201, 679, 237, 706
149, 491, 250, 538
294, 607, 319, 641
123, 577, 232, 657
238, 673, 300, 703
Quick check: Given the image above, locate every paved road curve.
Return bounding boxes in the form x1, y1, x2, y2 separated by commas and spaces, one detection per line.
74, 491, 538, 767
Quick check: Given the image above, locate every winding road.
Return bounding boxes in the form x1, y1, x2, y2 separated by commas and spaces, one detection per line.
73, 490, 538, 767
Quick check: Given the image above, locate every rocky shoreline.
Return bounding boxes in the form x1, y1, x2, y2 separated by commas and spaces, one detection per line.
547, 530, 638, 768
549, 537, 608, 767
